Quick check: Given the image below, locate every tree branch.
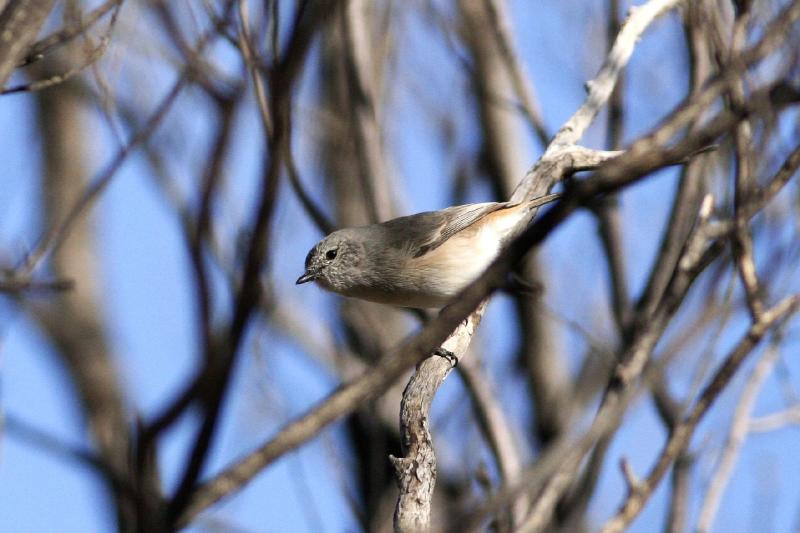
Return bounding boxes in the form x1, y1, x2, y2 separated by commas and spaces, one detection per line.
0, 0, 58, 87
601, 297, 799, 533
695, 337, 781, 532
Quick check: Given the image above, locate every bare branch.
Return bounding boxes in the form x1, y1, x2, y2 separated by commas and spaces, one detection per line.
550, 0, 685, 149
16, 3, 239, 276
729, 2, 765, 322
0, 275, 74, 293
748, 405, 800, 432
619, 458, 643, 494
601, 296, 799, 533
1, 1, 124, 96
2, 413, 130, 494
458, 357, 527, 525
21, 74, 186, 273
18, 0, 122, 67
480, 0, 549, 146
0, 0, 58, 87
341, 0, 393, 222
696, 339, 782, 533
4, 0, 798, 531
167, 3, 338, 521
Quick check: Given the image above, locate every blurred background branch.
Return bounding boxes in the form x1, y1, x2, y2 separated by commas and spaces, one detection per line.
1, 0, 799, 532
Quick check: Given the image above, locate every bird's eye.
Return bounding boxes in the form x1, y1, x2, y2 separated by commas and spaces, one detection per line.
325, 249, 338, 260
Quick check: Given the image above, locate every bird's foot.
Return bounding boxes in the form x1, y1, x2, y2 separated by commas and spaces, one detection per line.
433, 347, 458, 368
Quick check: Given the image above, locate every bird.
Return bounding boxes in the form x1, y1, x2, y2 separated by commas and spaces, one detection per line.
296, 193, 560, 308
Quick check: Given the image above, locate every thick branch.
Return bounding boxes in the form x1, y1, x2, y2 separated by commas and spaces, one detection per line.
391, 313, 483, 531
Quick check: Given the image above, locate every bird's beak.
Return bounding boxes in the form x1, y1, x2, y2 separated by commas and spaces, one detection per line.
296, 271, 317, 285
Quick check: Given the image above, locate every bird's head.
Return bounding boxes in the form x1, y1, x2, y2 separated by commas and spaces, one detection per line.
296, 230, 366, 293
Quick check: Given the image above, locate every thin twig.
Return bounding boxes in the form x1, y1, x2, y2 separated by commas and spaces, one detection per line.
2, 413, 132, 495
0, 0, 59, 87
2, 1, 123, 95
601, 297, 799, 533
748, 405, 800, 432
696, 338, 782, 532
17, 0, 122, 67
458, 357, 528, 526
16, 1, 238, 275
481, 0, 549, 146
549, 0, 686, 149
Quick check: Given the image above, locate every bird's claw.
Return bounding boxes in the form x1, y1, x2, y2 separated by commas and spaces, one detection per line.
433, 347, 458, 368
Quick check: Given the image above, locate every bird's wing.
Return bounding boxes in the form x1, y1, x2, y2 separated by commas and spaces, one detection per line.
381, 194, 561, 259
414, 202, 508, 257
379, 202, 506, 259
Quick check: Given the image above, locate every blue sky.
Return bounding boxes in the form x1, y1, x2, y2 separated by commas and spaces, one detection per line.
2, 1, 799, 532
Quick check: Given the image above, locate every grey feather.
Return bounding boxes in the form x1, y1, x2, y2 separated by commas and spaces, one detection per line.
381, 193, 560, 258
297, 193, 561, 308
368, 202, 506, 259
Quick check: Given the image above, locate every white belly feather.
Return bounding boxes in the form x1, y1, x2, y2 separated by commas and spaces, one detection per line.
400, 204, 527, 307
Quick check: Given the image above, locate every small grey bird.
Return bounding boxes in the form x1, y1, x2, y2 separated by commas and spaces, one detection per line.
296, 194, 560, 308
